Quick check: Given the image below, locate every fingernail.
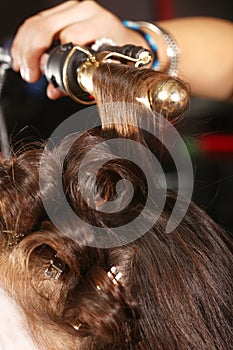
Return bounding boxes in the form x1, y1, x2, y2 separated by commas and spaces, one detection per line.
20, 66, 31, 82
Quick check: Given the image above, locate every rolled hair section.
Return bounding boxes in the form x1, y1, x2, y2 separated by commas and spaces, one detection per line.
0, 145, 46, 244
63, 264, 139, 347
61, 130, 149, 231
93, 63, 190, 138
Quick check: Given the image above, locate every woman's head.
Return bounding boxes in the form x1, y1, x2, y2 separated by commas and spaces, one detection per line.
0, 127, 232, 350
0, 63, 232, 350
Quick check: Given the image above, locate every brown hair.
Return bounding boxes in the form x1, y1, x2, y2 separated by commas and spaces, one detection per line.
0, 63, 232, 350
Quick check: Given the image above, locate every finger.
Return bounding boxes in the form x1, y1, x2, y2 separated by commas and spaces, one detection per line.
60, 20, 101, 46
36, 1, 79, 18
11, 1, 77, 67
59, 17, 147, 48
11, 1, 84, 81
47, 83, 66, 100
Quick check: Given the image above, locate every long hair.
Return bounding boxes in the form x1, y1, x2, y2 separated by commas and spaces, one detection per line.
0, 63, 232, 350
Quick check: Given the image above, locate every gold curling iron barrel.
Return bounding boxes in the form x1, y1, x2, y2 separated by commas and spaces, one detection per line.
44, 42, 189, 119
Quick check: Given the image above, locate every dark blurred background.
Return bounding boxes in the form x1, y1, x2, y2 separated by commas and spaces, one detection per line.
0, 0, 233, 234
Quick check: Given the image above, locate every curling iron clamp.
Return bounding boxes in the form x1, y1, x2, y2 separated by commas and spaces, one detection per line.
0, 42, 189, 119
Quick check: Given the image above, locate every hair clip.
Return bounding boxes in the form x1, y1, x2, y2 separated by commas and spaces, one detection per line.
71, 322, 82, 332
107, 266, 122, 285
44, 254, 65, 280
96, 266, 122, 291
2, 230, 25, 247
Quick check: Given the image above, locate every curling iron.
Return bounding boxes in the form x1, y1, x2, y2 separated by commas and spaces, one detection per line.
43, 41, 154, 105
0, 41, 189, 119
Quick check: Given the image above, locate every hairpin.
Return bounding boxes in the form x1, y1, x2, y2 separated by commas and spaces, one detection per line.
71, 322, 82, 332
44, 254, 65, 280
2, 230, 25, 247
107, 266, 123, 285
96, 266, 122, 291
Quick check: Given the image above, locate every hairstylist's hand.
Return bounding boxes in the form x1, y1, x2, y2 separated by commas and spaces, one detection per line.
11, 0, 147, 99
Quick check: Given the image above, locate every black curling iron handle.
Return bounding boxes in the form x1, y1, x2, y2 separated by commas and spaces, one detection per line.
0, 42, 95, 104
44, 42, 95, 103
